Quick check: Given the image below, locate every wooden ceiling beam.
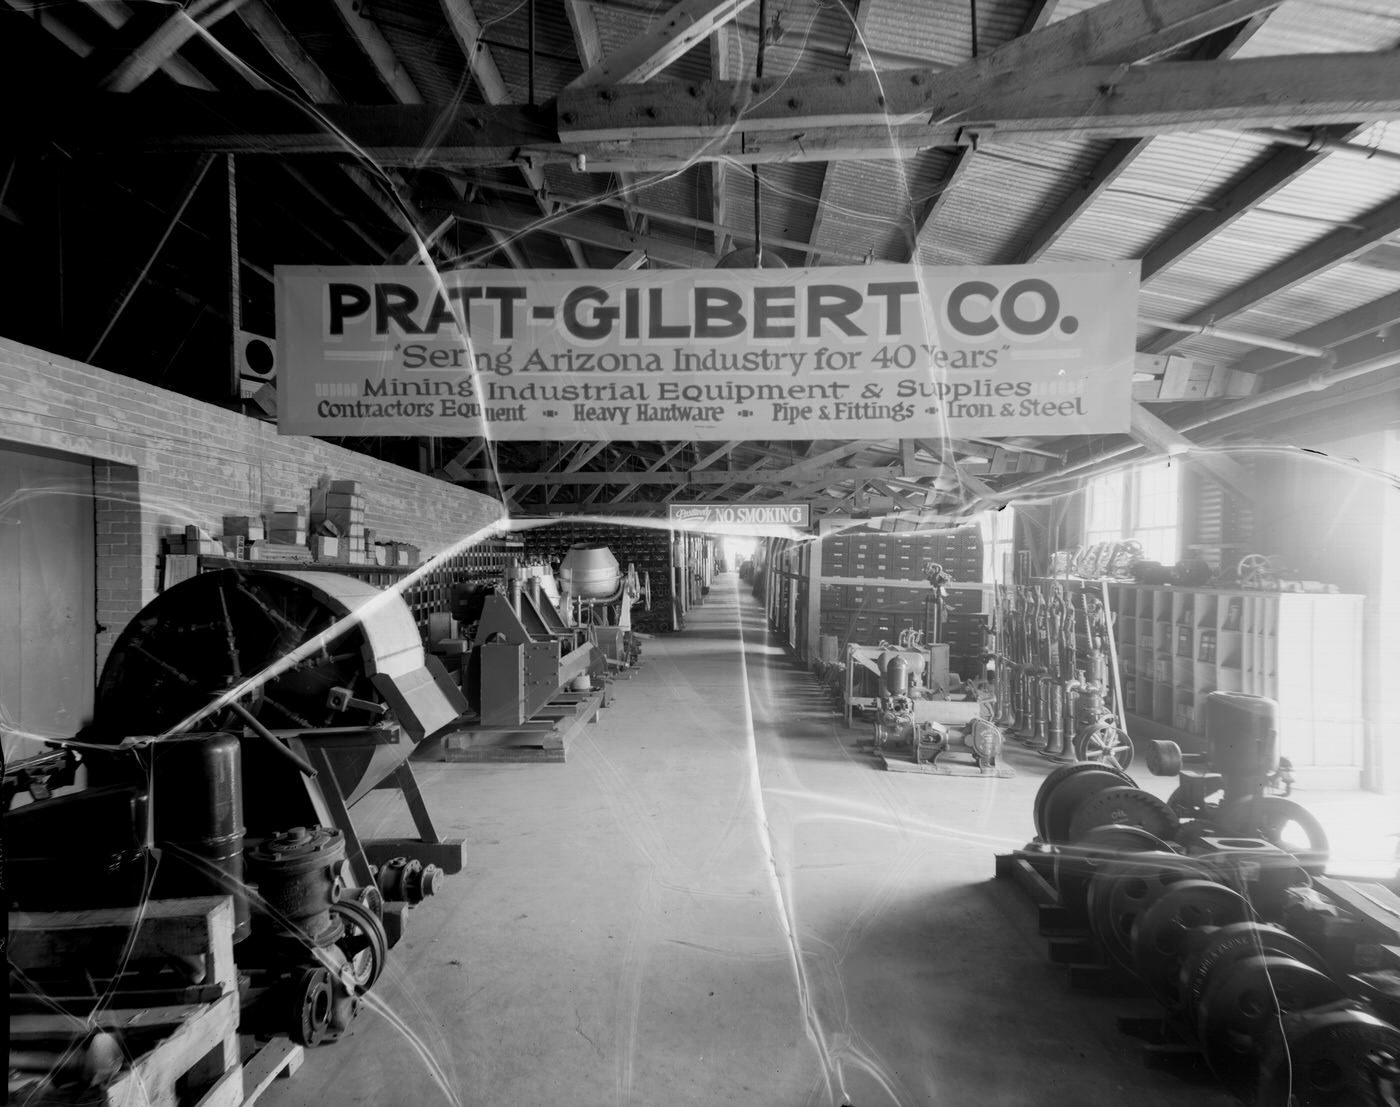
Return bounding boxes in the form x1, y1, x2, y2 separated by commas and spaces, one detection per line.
451, 464, 911, 487
608, 441, 692, 503
1007, 11, 1271, 265
435, 202, 717, 267
565, 0, 756, 89
1140, 123, 1370, 285
1140, 190, 1400, 355
1128, 402, 1257, 502
709, 24, 732, 258
565, 0, 644, 238
441, 0, 587, 266
559, 0, 1286, 141
906, 0, 1062, 263
99, 0, 247, 93
49, 51, 1400, 171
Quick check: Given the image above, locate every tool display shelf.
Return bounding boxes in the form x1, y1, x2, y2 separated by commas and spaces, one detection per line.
1045, 579, 1365, 788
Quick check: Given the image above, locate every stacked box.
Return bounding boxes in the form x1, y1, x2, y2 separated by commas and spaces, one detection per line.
222, 515, 265, 541
311, 485, 366, 556
268, 506, 308, 545
162, 531, 221, 556
310, 535, 339, 560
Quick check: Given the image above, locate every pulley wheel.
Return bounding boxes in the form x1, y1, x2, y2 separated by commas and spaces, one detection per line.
1067, 786, 1179, 845
1035, 762, 1135, 844
1130, 879, 1253, 1010
1256, 1004, 1400, 1107
1216, 796, 1330, 875
329, 896, 389, 994
1073, 723, 1134, 770
1145, 739, 1183, 777
1178, 921, 1330, 1023
1086, 852, 1217, 974
1052, 823, 1173, 921
1197, 953, 1347, 1088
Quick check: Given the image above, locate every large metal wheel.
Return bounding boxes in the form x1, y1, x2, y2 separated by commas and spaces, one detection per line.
1216, 795, 1330, 875
1130, 879, 1253, 1010
1052, 823, 1173, 921
1197, 953, 1346, 1089
1067, 786, 1179, 844
1085, 852, 1217, 974
89, 568, 467, 835
1177, 921, 1330, 1021
1073, 723, 1134, 770
1256, 1005, 1400, 1107
1035, 762, 1135, 844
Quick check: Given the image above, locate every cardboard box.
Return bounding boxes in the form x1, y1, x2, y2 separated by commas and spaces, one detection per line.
220, 535, 246, 558
310, 535, 339, 560
328, 479, 362, 494
268, 529, 307, 546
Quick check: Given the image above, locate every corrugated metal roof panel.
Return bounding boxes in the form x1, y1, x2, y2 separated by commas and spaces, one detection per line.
1232, 0, 1400, 57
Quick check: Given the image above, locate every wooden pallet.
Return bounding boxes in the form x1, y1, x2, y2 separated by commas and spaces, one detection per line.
436, 685, 608, 762
10, 897, 244, 1107
877, 752, 1016, 778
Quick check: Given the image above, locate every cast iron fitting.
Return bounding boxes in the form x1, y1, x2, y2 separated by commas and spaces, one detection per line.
375, 856, 443, 904
246, 826, 347, 946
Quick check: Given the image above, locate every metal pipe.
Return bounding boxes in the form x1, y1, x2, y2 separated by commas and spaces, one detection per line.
1139, 316, 1333, 361
1255, 128, 1400, 167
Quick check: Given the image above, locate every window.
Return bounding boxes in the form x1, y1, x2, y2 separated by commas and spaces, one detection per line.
1082, 461, 1180, 564
980, 506, 1016, 584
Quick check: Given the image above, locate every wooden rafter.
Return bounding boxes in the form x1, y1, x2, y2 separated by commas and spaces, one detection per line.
99, 0, 247, 92
1007, 11, 1270, 266
1141, 191, 1400, 355
442, 0, 587, 266
565, 0, 756, 90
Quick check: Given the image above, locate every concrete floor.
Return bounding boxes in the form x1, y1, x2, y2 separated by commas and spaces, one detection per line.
260, 574, 1358, 1107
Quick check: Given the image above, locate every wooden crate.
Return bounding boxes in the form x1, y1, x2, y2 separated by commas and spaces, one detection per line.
10, 897, 245, 1107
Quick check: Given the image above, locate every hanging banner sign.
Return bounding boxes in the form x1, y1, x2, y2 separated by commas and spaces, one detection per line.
668, 503, 811, 531
275, 262, 1137, 440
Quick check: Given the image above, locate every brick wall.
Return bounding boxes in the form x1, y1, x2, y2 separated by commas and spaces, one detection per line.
0, 337, 506, 673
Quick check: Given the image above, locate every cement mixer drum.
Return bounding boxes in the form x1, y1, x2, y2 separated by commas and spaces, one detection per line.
560, 544, 622, 600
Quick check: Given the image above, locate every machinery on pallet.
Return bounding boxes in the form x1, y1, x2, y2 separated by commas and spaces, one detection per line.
993, 581, 1134, 768
997, 693, 1400, 1105
869, 648, 1005, 774
842, 629, 951, 727
6, 568, 470, 1049
456, 559, 608, 727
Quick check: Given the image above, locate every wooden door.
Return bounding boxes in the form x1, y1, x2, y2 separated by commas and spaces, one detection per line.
0, 445, 95, 762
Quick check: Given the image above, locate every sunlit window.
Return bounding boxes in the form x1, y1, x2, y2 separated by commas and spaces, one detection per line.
1083, 461, 1179, 564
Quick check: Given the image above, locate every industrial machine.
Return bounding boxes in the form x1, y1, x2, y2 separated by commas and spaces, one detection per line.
457, 557, 608, 727
1145, 690, 1323, 870
867, 635, 1007, 774
843, 628, 950, 727
995, 699, 1400, 1105
556, 544, 649, 670
6, 568, 470, 1048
